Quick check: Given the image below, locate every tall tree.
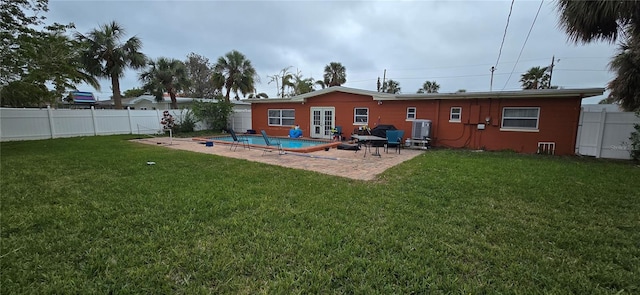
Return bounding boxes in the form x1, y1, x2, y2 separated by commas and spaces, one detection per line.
213, 50, 259, 102
291, 70, 316, 96
184, 52, 216, 98
123, 87, 145, 98
323, 62, 346, 87
556, 1, 639, 44
1, 0, 48, 86
139, 57, 190, 109
381, 79, 401, 94
268, 66, 293, 98
417, 80, 440, 93
1, 1, 98, 107
608, 36, 640, 111
42, 26, 100, 98
519, 66, 550, 90
75, 21, 147, 109
556, 0, 640, 111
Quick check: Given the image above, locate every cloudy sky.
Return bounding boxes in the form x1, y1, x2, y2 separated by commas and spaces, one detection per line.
47, 0, 617, 104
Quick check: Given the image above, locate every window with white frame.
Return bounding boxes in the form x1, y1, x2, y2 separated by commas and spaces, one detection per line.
501, 107, 540, 130
407, 107, 416, 120
268, 109, 295, 126
354, 108, 368, 124
450, 107, 462, 122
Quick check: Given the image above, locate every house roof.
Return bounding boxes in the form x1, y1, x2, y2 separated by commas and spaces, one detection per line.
244, 86, 395, 103
243, 86, 605, 104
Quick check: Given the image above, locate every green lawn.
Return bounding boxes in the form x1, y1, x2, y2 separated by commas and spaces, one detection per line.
1, 135, 639, 294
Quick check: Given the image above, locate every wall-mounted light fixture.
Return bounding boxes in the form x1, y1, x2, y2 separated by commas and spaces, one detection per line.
485, 116, 491, 124
377, 101, 383, 105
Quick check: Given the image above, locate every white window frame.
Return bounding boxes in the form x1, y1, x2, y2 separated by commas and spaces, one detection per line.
268, 109, 295, 126
354, 107, 369, 125
500, 107, 540, 132
406, 107, 416, 120
449, 107, 462, 122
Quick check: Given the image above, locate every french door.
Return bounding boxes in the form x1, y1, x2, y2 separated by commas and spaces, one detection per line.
310, 107, 335, 139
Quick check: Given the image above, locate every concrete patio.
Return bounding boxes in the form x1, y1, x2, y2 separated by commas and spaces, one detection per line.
133, 137, 425, 181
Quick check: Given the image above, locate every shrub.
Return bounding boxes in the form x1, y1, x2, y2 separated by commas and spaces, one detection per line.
173, 109, 197, 133
191, 96, 234, 132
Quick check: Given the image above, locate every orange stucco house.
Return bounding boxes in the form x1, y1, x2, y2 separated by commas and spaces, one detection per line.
245, 86, 604, 155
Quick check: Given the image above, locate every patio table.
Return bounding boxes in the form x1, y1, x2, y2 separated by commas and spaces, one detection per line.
352, 135, 387, 157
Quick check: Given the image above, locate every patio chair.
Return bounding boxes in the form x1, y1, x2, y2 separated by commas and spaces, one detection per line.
385, 130, 405, 154
260, 130, 285, 155
229, 129, 250, 151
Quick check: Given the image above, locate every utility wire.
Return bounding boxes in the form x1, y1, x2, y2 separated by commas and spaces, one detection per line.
501, 0, 544, 90
494, 0, 515, 68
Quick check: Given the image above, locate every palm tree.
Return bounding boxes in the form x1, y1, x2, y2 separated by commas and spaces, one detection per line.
556, 1, 639, 44
75, 21, 147, 109
323, 62, 346, 87
213, 50, 259, 102
139, 57, 190, 109
381, 79, 401, 94
315, 80, 326, 90
519, 66, 550, 90
291, 70, 316, 96
556, 0, 640, 111
607, 36, 640, 111
268, 66, 294, 98
417, 80, 440, 93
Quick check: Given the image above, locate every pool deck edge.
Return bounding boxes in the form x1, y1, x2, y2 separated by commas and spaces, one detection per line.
193, 136, 342, 153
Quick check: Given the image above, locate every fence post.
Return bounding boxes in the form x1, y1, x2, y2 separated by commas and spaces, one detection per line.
575, 108, 583, 155
595, 109, 607, 158
47, 106, 55, 139
156, 109, 162, 131
127, 107, 134, 134
91, 106, 98, 136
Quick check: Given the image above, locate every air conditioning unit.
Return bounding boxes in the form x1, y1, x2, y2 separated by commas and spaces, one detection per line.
412, 119, 432, 140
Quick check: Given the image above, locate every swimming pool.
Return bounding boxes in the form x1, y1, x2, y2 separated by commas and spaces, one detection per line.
194, 135, 341, 153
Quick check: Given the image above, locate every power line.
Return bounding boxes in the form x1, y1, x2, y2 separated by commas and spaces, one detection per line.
494, 0, 515, 68
501, 0, 545, 90
554, 69, 609, 72
369, 56, 604, 73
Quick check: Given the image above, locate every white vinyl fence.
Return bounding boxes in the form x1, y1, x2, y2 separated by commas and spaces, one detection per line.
0, 107, 252, 142
576, 109, 639, 159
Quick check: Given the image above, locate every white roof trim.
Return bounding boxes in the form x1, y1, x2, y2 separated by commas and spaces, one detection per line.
391, 88, 605, 100
243, 86, 395, 103
244, 87, 605, 104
